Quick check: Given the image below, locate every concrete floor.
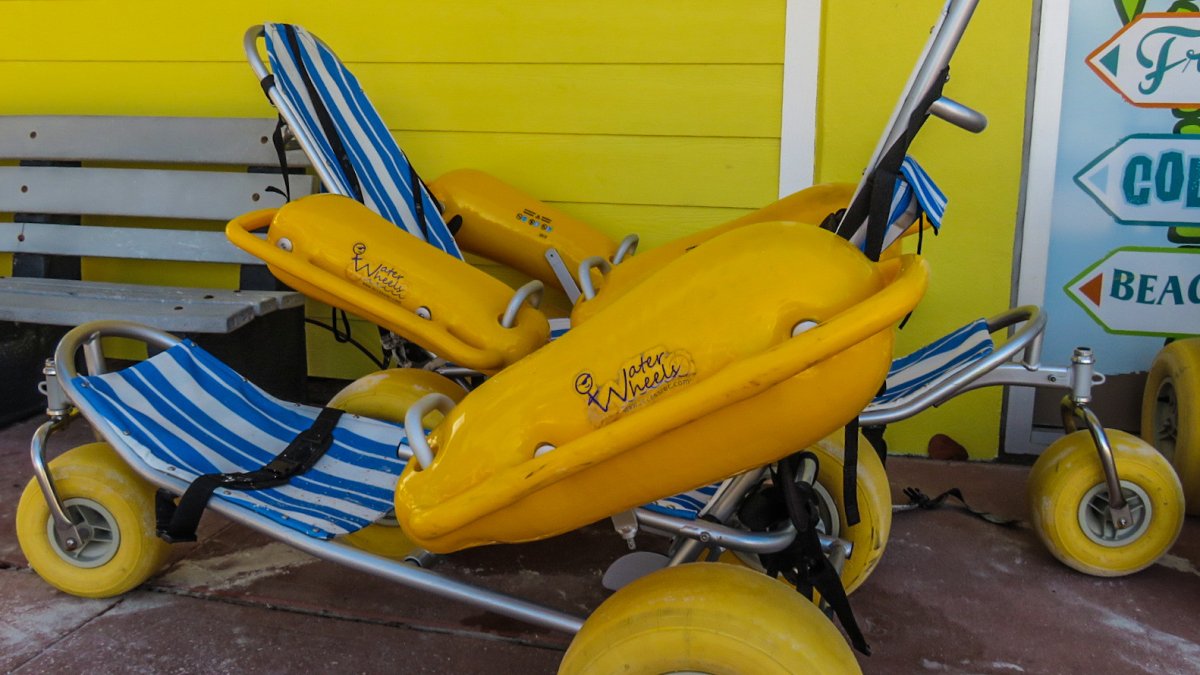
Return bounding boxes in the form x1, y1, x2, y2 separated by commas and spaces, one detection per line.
1, 413, 1197, 674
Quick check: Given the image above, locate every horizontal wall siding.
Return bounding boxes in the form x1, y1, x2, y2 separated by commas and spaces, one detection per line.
0, 1, 786, 380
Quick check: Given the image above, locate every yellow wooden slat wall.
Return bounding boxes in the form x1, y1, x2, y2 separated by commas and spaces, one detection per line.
0, 1, 786, 380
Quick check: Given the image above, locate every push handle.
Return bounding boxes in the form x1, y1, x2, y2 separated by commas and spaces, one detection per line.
929, 96, 987, 133
577, 256, 613, 301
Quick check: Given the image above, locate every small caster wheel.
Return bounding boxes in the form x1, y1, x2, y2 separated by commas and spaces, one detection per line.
559, 563, 861, 675
328, 368, 464, 558
1028, 429, 1184, 577
1141, 338, 1199, 515
16, 442, 171, 598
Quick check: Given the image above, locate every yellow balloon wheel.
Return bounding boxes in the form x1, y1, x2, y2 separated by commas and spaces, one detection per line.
1028, 429, 1184, 577
16, 442, 170, 598
328, 368, 465, 559
724, 433, 891, 595
1141, 338, 1200, 516
559, 563, 861, 675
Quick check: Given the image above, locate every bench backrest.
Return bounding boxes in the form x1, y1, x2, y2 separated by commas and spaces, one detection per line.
0, 115, 315, 270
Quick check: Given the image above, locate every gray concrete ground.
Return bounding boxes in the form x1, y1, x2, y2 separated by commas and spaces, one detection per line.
1, 413, 1197, 674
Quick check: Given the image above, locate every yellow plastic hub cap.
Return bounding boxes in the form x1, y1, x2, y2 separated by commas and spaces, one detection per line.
46, 498, 122, 569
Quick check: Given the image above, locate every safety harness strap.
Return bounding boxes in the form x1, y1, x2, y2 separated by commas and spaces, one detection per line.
155, 407, 345, 543
897, 487, 1021, 528
770, 454, 871, 655
281, 24, 363, 202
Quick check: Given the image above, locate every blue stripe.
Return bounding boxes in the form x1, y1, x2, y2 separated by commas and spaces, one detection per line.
876, 342, 993, 404
888, 319, 988, 373
264, 24, 463, 260
642, 502, 699, 520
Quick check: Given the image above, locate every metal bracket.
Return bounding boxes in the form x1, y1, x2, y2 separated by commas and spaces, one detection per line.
1060, 348, 1132, 531
31, 417, 89, 552
610, 510, 639, 550
544, 248, 581, 305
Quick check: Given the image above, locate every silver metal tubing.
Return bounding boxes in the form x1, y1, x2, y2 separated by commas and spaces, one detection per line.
635, 508, 796, 555
500, 280, 544, 329
841, 0, 980, 237
51, 320, 586, 635
577, 256, 612, 301
929, 96, 988, 133
1061, 398, 1133, 530
1070, 347, 1096, 404
860, 306, 1049, 426
83, 334, 108, 376
613, 234, 640, 265
31, 417, 86, 552
667, 469, 766, 565
544, 248, 582, 304
404, 394, 457, 469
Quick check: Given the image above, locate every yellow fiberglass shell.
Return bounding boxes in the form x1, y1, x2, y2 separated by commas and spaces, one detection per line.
226, 195, 549, 373
571, 182, 857, 324
394, 221, 928, 553
428, 169, 618, 288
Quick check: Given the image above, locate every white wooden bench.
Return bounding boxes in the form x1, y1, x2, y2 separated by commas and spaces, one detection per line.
0, 115, 316, 422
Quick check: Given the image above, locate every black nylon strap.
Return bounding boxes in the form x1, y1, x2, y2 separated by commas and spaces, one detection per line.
268, 116, 292, 202
281, 24, 363, 202
843, 421, 861, 527
775, 455, 871, 655
834, 66, 950, 253
897, 487, 1021, 528
156, 407, 345, 543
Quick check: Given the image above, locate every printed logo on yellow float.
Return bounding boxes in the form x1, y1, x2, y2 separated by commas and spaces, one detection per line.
574, 347, 695, 425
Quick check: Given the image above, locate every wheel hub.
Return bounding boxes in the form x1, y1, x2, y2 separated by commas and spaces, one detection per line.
1077, 481, 1152, 547
46, 498, 121, 568
1152, 378, 1178, 463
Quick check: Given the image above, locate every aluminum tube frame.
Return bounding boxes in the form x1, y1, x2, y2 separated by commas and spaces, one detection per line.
666, 469, 767, 565
50, 320, 584, 635
636, 507, 799, 555
1061, 397, 1133, 530
860, 306, 1059, 426
30, 416, 87, 552
842, 0, 981, 230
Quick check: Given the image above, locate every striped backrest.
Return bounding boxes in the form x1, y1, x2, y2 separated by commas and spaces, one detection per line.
74, 341, 410, 539
873, 318, 993, 408
262, 23, 463, 260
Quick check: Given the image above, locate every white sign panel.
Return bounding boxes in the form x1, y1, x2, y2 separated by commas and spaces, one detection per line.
1066, 247, 1200, 337
1075, 134, 1200, 226
1087, 13, 1200, 108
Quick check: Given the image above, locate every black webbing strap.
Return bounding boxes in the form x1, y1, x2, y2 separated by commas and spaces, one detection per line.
896, 487, 1021, 528
771, 454, 871, 655
281, 24, 363, 202
267, 116, 292, 202
834, 66, 950, 259
843, 420, 861, 527
155, 407, 345, 543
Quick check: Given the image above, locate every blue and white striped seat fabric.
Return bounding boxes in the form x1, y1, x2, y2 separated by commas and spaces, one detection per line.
73, 341, 411, 540
869, 318, 994, 410
262, 23, 463, 260
643, 481, 726, 520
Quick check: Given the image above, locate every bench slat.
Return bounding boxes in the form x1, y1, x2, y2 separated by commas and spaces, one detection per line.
0, 277, 302, 333
0, 116, 311, 166
0, 222, 267, 264
0, 166, 316, 221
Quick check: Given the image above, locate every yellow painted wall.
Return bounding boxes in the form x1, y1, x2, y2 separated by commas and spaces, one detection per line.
0, 1, 1033, 457
818, 1, 1033, 457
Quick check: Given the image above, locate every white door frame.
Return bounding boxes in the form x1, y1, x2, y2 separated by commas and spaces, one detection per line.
779, 0, 822, 196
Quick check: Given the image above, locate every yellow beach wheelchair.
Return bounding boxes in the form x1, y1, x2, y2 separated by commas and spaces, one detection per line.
15, 1, 1184, 672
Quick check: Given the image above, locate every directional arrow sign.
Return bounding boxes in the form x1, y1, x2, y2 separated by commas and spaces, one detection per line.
1088, 13, 1200, 107
1065, 247, 1200, 337
1075, 134, 1200, 226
